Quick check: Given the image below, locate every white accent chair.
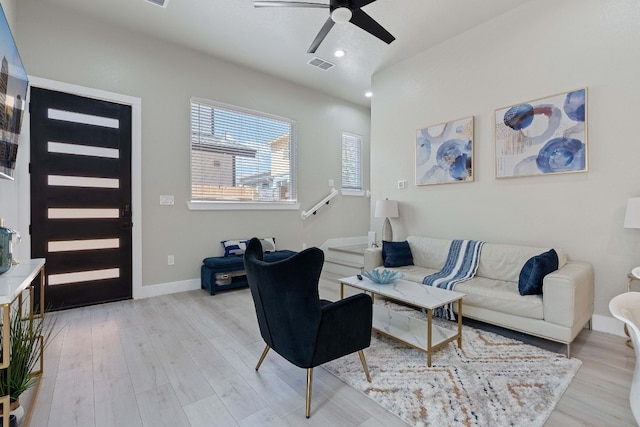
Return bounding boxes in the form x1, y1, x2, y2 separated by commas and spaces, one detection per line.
609, 291, 640, 425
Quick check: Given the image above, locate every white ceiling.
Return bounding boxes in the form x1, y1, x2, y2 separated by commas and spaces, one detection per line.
38, 0, 531, 107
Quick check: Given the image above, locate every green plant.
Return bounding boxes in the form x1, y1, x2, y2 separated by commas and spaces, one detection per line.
0, 306, 54, 402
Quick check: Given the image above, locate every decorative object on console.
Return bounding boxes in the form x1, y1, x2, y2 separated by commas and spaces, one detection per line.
362, 269, 403, 284
495, 88, 587, 178
381, 240, 413, 268
375, 199, 398, 242
416, 116, 474, 185
518, 249, 559, 296
0, 3, 28, 180
0, 219, 20, 274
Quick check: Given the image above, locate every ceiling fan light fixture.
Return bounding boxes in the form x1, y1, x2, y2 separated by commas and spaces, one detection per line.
331, 7, 352, 24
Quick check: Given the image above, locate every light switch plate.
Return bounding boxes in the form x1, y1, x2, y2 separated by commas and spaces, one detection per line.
160, 195, 175, 205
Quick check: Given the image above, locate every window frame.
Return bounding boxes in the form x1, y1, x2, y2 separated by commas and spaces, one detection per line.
341, 131, 365, 197
188, 97, 300, 211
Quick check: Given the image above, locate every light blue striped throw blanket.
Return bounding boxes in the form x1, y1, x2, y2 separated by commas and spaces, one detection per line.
422, 239, 485, 320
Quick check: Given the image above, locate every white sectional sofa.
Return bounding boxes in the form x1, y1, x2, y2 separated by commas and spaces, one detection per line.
364, 236, 594, 356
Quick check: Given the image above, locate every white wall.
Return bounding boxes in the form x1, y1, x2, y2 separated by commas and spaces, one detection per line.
370, 0, 640, 327
12, 0, 371, 290
1, 0, 14, 27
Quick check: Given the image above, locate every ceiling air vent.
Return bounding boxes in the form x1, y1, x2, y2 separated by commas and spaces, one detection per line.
307, 57, 335, 71
145, 0, 169, 8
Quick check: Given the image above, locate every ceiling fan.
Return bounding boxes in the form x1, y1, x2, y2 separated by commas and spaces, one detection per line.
254, 0, 395, 54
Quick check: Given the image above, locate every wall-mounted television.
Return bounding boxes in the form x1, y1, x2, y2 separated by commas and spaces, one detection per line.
0, 4, 28, 180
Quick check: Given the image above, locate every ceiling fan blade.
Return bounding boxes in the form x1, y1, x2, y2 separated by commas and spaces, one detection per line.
352, 0, 377, 8
307, 17, 335, 53
254, 1, 328, 8
349, 9, 395, 44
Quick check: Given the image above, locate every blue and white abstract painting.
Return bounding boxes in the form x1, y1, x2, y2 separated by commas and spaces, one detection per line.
495, 88, 587, 178
416, 116, 474, 185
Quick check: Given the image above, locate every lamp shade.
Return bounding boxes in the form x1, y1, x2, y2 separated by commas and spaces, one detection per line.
625, 198, 640, 229
375, 199, 399, 219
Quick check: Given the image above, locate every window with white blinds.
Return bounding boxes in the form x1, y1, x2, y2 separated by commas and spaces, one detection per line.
190, 98, 297, 203
341, 132, 362, 191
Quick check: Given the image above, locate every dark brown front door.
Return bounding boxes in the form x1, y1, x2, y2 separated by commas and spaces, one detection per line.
29, 87, 132, 310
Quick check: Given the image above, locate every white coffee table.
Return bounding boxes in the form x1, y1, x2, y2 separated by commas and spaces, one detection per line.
339, 275, 465, 367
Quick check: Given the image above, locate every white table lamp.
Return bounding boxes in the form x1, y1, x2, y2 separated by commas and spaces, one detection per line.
375, 199, 399, 242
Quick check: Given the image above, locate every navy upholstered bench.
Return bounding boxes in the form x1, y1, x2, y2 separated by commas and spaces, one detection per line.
201, 250, 297, 295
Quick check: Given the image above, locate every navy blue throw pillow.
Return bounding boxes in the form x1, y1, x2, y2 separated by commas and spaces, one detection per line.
382, 240, 414, 268
518, 249, 559, 296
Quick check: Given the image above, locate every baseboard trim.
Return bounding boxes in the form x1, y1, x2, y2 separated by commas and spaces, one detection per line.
592, 313, 626, 337
134, 278, 200, 299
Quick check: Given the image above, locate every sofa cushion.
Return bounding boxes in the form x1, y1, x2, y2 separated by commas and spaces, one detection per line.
518, 249, 559, 295
475, 243, 567, 283
259, 237, 277, 253
382, 240, 414, 267
406, 236, 450, 270
221, 239, 248, 257
455, 277, 543, 320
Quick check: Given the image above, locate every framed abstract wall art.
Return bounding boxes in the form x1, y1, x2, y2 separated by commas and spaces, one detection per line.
495, 88, 587, 178
0, 3, 28, 180
416, 116, 474, 186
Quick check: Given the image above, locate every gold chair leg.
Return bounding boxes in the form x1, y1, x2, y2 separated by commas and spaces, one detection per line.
358, 350, 371, 382
306, 368, 313, 418
256, 345, 270, 371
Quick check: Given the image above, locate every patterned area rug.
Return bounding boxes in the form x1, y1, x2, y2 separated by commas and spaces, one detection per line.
323, 303, 581, 426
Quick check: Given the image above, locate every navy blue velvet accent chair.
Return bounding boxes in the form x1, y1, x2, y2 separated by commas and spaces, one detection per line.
243, 237, 373, 418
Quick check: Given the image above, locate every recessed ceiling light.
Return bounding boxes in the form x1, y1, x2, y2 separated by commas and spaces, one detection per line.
334, 49, 345, 58
365, 92, 373, 98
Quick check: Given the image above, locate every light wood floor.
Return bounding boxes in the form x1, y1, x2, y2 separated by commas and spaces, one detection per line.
21, 273, 637, 427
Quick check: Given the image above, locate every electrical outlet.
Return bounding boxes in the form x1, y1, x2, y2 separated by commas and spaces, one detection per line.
167, 255, 175, 265
397, 180, 407, 189
328, 179, 334, 187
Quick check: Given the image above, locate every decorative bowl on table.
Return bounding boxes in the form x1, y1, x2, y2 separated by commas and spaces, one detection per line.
362, 269, 404, 284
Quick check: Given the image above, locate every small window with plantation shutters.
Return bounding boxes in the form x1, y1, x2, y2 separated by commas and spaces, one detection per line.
341, 132, 362, 191
190, 98, 297, 203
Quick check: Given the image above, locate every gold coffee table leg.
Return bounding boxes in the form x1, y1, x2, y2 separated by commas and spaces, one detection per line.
427, 308, 433, 367
457, 299, 463, 349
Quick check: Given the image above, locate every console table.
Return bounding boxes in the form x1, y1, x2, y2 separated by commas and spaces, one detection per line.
0, 259, 46, 427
